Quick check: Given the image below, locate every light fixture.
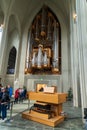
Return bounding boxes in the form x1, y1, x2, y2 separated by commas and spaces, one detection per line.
0, 24, 4, 28
73, 13, 77, 23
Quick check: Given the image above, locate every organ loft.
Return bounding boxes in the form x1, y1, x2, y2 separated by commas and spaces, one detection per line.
25, 5, 61, 74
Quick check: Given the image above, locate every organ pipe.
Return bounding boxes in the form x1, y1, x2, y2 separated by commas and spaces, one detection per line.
47, 16, 52, 41
43, 51, 48, 67
35, 16, 39, 41
26, 29, 31, 69
32, 52, 36, 67
37, 44, 43, 68
53, 20, 59, 69
41, 6, 46, 36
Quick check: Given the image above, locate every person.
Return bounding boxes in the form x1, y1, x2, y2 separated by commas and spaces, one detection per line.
14, 88, 19, 104
23, 87, 27, 99
18, 88, 24, 103
0, 84, 2, 89
7, 85, 13, 109
85, 119, 87, 130
0, 87, 10, 120
0, 85, 2, 118
7, 84, 13, 98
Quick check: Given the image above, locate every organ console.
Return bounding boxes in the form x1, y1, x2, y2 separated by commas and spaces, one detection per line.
22, 86, 67, 127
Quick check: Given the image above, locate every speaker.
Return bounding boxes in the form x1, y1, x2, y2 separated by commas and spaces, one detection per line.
84, 108, 87, 119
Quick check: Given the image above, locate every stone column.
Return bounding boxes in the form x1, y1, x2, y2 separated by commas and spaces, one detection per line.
0, 0, 14, 75
0, 15, 9, 74
18, 29, 28, 87
69, 0, 79, 107
76, 0, 87, 120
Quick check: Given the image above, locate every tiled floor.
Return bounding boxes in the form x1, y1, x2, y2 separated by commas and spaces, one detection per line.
0, 100, 85, 130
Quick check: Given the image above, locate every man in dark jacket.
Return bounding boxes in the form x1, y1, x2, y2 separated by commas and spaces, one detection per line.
0, 87, 10, 120
0, 85, 2, 118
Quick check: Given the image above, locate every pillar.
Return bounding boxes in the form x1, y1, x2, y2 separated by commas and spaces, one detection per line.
76, 0, 87, 121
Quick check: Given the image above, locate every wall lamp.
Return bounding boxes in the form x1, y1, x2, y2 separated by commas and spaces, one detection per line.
73, 13, 77, 23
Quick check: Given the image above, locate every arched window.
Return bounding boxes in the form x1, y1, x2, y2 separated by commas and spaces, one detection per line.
0, 25, 3, 47
7, 47, 16, 74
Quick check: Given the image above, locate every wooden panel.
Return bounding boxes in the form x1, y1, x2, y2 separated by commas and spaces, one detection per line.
58, 93, 68, 103
30, 110, 50, 119
28, 91, 67, 104
28, 91, 58, 104
51, 104, 62, 116
22, 111, 64, 127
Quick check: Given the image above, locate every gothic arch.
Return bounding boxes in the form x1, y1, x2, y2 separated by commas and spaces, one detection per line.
8, 13, 21, 36
0, 5, 4, 55
0, 10, 4, 44
7, 46, 17, 74
0, 11, 4, 25
5, 14, 20, 76
8, 14, 19, 36
23, 2, 69, 91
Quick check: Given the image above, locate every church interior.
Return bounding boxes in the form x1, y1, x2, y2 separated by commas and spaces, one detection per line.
0, 0, 87, 129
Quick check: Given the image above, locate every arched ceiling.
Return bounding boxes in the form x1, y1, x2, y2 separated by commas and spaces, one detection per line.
0, 2, 3, 24
12, 0, 70, 26
0, 0, 11, 14
0, 0, 70, 28
8, 15, 18, 35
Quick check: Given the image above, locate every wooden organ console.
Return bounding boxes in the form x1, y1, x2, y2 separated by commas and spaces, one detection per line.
22, 87, 67, 127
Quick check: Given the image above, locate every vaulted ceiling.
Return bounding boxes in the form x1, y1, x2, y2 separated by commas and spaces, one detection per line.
0, 0, 70, 28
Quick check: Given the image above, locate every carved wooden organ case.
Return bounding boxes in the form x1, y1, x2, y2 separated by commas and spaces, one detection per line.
25, 5, 61, 74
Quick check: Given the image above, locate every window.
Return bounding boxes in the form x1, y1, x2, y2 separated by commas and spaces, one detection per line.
7, 47, 17, 74
0, 25, 3, 47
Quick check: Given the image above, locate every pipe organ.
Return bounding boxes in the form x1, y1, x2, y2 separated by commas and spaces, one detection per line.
25, 5, 61, 74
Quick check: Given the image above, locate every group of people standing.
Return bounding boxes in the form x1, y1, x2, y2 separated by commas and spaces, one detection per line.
0, 84, 13, 121
14, 87, 27, 104
0, 83, 27, 122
